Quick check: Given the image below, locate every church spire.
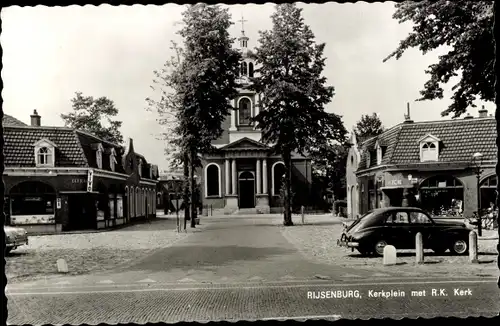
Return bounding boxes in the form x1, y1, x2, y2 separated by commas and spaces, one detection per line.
237, 14, 249, 49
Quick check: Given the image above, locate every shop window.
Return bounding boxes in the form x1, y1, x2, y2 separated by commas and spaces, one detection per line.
33, 139, 57, 167
480, 175, 498, 211
419, 175, 463, 217
9, 181, 56, 225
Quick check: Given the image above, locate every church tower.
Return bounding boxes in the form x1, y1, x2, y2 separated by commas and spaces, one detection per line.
229, 15, 260, 137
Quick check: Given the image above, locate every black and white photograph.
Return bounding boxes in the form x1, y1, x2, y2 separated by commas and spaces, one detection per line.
1, 1, 500, 323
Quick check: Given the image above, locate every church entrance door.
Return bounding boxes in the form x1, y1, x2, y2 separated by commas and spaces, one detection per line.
238, 171, 255, 208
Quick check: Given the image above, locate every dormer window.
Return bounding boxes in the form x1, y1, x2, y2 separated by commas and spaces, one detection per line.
375, 141, 383, 165
92, 143, 104, 169
109, 148, 117, 172
366, 152, 371, 168
33, 139, 57, 167
138, 159, 143, 177
418, 134, 440, 162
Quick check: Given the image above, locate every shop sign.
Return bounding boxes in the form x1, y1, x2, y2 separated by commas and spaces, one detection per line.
389, 179, 403, 186
410, 178, 419, 184
24, 197, 42, 202
87, 169, 94, 192
56, 198, 61, 209
71, 179, 86, 184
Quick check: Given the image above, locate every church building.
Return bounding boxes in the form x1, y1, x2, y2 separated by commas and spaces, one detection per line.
199, 20, 312, 215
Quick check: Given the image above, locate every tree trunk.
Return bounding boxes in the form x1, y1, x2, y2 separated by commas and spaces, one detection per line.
283, 151, 294, 226
183, 153, 190, 228
190, 149, 197, 228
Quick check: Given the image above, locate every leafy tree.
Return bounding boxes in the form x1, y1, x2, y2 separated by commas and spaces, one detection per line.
252, 4, 347, 226
61, 92, 123, 144
383, 1, 494, 118
354, 113, 384, 140
310, 142, 349, 204
174, 4, 242, 227
145, 41, 192, 224
146, 41, 185, 171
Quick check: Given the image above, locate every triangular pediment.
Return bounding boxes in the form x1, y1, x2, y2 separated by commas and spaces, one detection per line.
417, 133, 441, 144
33, 138, 58, 148
220, 137, 269, 151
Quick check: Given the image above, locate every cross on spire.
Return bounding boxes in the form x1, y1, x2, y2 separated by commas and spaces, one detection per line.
238, 15, 247, 33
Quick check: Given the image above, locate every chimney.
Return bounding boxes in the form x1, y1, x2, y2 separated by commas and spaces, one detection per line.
478, 105, 488, 118
403, 102, 414, 123
464, 113, 473, 119
30, 110, 41, 127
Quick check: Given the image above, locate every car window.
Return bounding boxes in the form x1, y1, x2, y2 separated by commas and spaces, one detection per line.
394, 212, 409, 224
409, 211, 432, 224
384, 213, 395, 224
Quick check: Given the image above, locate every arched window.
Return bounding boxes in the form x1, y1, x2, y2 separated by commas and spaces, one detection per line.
248, 62, 254, 77
238, 98, 252, 125
124, 186, 129, 219
272, 162, 286, 196
205, 163, 221, 197
37, 147, 53, 166
241, 62, 248, 76
480, 175, 498, 210
419, 175, 463, 216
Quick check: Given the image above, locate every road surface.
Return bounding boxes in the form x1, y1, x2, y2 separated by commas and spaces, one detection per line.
6, 216, 500, 323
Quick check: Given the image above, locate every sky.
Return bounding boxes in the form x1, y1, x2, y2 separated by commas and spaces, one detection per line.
1, 3, 493, 171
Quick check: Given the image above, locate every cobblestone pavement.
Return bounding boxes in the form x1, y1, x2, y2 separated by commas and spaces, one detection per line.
6, 217, 200, 283
6, 279, 499, 324
281, 215, 499, 278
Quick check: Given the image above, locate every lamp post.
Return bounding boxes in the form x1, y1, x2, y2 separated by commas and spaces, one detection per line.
472, 152, 484, 236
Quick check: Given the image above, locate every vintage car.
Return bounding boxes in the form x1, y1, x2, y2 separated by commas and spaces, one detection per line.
337, 207, 472, 257
5, 225, 29, 254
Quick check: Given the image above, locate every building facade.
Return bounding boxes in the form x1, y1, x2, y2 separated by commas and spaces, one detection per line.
346, 108, 497, 220
199, 27, 312, 215
3, 110, 159, 234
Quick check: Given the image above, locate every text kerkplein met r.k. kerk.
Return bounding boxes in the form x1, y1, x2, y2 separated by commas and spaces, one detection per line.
307, 288, 473, 299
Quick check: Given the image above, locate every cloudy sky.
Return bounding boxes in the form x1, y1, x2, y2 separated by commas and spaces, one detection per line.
1, 3, 492, 170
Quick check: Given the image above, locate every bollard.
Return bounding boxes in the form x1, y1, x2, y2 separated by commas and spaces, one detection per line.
383, 245, 397, 266
415, 232, 424, 264
301, 206, 305, 224
56, 258, 69, 273
469, 230, 478, 263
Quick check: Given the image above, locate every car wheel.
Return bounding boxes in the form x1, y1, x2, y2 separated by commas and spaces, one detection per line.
374, 240, 388, 256
450, 239, 468, 255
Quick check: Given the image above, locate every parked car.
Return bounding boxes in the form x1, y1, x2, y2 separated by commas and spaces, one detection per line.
337, 207, 472, 257
5, 225, 29, 254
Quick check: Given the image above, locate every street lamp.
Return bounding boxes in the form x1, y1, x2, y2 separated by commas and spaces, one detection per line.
472, 152, 484, 236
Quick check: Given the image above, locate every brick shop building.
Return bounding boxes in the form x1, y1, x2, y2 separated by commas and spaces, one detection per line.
2, 110, 159, 234
346, 107, 497, 220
